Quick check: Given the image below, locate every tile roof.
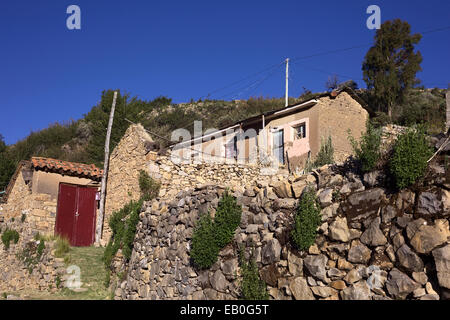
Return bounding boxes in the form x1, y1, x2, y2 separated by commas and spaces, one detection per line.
31, 157, 103, 180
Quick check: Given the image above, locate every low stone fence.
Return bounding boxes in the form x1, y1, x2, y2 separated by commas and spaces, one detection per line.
114, 162, 450, 300
0, 219, 65, 295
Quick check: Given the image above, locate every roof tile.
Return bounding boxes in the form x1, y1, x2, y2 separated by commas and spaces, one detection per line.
31, 157, 103, 180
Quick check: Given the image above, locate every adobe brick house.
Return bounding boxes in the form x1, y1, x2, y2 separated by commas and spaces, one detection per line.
171, 88, 369, 172
0, 157, 102, 246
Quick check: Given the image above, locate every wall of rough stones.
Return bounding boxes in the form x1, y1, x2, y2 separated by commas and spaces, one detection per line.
114, 160, 450, 300
0, 219, 66, 294
0, 169, 58, 236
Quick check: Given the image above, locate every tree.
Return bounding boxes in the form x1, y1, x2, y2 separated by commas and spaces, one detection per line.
326, 75, 339, 91
362, 19, 422, 119
0, 135, 16, 191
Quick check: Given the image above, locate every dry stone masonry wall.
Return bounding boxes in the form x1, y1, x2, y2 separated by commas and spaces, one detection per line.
114, 160, 450, 300
0, 219, 66, 295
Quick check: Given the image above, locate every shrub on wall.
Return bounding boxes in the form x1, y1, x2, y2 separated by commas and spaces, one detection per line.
239, 247, 269, 300
1, 228, 19, 250
389, 126, 433, 189
214, 190, 242, 248
315, 135, 334, 167
304, 135, 334, 172
190, 213, 220, 269
291, 188, 321, 251
104, 170, 160, 273
348, 121, 382, 173
103, 199, 143, 269
191, 191, 242, 269
139, 170, 161, 201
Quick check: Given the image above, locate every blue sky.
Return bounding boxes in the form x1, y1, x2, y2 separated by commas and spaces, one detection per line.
0, 0, 449, 145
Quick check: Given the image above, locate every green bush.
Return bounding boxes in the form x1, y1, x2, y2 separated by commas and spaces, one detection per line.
239, 247, 269, 300
21, 214, 26, 223
214, 190, 242, 248
103, 199, 143, 269
348, 121, 382, 173
1, 229, 19, 249
37, 240, 45, 258
291, 188, 321, 251
389, 126, 433, 189
190, 213, 220, 269
190, 191, 242, 269
304, 135, 334, 172
104, 170, 160, 275
314, 135, 334, 167
139, 170, 161, 201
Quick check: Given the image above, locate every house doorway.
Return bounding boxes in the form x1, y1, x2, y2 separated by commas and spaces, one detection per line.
273, 129, 284, 164
55, 183, 98, 247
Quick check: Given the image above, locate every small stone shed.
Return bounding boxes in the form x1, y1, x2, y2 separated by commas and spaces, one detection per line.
0, 157, 102, 246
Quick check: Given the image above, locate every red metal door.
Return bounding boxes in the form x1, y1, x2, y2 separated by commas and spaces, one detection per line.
55, 184, 97, 247
55, 184, 77, 243
73, 187, 97, 246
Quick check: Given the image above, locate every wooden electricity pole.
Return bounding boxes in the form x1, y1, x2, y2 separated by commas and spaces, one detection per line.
95, 91, 118, 245
285, 58, 289, 107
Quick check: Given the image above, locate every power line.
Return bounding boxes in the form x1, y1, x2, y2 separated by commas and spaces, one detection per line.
198, 61, 285, 100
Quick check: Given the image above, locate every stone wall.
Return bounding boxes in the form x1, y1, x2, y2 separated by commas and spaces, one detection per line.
103, 124, 153, 244
0, 170, 57, 236
0, 219, 66, 294
114, 160, 450, 300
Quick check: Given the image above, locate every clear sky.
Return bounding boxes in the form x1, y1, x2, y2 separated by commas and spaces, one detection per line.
0, 0, 449, 145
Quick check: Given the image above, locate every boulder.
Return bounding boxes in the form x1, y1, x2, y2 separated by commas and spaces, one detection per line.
363, 170, 384, 188
321, 203, 339, 221
341, 188, 386, 221
259, 264, 280, 287
416, 191, 442, 216
304, 254, 328, 282
272, 180, 293, 198
432, 244, 450, 290
311, 286, 338, 298
411, 272, 428, 286
261, 239, 281, 265
360, 217, 387, 247
386, 268, 420, 299
328, 216, 350, 242
344, 269, 362, 284
410, 219, 450, 254
330, 280, 347, 290
340, 281, 371, 300
381, 205, 397, 224
287, 251, 303, 276
210, 270, 229, 293
318, 188, 333, 207
292, 179, 308, 198
289, 277, 315, 300
348, 240, 371, 264
396, 244, 424, 272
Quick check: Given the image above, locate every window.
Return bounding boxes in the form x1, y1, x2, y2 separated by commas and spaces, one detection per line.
293, 123, 306, 139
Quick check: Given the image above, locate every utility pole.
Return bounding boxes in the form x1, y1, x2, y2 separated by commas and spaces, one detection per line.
95, 91, 118, 245
285, 58, 289, 107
